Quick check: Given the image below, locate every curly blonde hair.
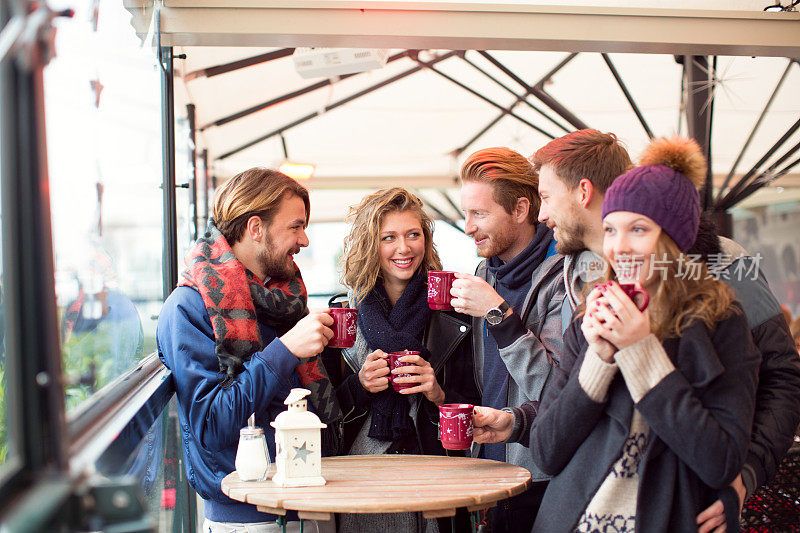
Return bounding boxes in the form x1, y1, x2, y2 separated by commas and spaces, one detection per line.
578, 231, 735, 339
342, 188, 441, 305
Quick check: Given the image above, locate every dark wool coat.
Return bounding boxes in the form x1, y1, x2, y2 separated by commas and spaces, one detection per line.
324, 309, 479, 456
531, 303, 760, 533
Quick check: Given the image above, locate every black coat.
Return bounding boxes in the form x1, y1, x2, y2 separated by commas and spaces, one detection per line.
531, 304, 760, 532
324, 309, 480, 456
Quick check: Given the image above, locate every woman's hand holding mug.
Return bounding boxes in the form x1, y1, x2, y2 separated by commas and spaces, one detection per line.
358, 349, 390, 393
593, 281, 651, 350
391, 352, 445, 405
583, 285, 618, 362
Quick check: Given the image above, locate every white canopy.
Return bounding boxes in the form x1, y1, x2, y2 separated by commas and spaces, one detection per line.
127, 1, 800, 223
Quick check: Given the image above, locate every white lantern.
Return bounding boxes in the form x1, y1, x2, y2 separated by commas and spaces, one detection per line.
270, 388, 327, 487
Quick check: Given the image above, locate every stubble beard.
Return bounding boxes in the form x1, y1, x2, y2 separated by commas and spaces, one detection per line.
554, 209, 589, 256
477, 226, 517, 259
259, 235, 296, 281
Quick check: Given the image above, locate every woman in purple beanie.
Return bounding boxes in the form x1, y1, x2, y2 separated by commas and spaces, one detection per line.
530, 138, 760, 533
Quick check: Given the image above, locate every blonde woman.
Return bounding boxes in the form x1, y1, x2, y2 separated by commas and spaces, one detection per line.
530, 139, 760, 532
332, 187, 478, 533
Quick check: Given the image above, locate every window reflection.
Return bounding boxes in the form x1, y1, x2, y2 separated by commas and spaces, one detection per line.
43, 0, 162, 409
0, 1, 11, 469
0, 253, 8, 468
61, 241, 145, 407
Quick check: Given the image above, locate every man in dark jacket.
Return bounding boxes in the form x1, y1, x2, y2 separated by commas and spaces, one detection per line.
689, 216, 800, 532
473, 130, 631, 447
157, 168, 337, 532
473, 130, 800, 531
451, 147, 565, 533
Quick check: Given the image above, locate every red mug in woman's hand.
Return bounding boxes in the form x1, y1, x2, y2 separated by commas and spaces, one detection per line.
618, 282, 649, 311
388, 350, 420, 391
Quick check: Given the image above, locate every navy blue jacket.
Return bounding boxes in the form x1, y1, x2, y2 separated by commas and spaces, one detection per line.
157, 286, 300, 523
531, 305, 760, 532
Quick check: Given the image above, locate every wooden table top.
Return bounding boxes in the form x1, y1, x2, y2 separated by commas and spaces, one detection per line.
221, 454, 531, 521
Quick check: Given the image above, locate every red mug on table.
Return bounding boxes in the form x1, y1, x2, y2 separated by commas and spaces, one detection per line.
328, 307, 358, 348
427, 271, 455, 310
618, 282, 649, 311
439, 403, 474, 450
388, 350, 420, 392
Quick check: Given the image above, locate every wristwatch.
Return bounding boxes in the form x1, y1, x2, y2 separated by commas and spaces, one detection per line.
485, 300, 511, 326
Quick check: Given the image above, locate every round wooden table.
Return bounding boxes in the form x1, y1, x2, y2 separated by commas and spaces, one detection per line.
221, 454, 531, 522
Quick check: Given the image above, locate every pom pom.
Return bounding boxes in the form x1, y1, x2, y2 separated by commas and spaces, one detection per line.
639, 137, 707, 188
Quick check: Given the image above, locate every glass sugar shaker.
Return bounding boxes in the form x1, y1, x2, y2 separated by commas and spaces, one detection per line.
235, 426, 271, 482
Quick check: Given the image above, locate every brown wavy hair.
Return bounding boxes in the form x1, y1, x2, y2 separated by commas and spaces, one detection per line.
532, 129, 632, 193
578, 231, 736, 339
342, 187, 441, 305
213, 168, 309, 244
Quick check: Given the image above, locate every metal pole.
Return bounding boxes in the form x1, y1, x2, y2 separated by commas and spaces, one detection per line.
184, 48, 294, 81
412, 56, 555, 139
0, 0, 67, 474
723, 144, 800, 207
201, 148, 209, 230
460, 54, 569, 134
187, 103, 198, 241
705, 56, 717, 211
717, 115, 800, 210
715, 59, 793, 202
684, 55, 714, 211
724, 157, 800, 207
478, 51, 587, 130
200, 51, 408, 131
414, 190, 465, 234
439, 189, 463, 217
160, 46, 178, 298
454, 106, 514, 157
601, 53, 654, 140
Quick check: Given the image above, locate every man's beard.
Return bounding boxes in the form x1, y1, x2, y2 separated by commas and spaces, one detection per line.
554, 211, 589, 256
259, 236, 297, 281
477, 225, 516, 259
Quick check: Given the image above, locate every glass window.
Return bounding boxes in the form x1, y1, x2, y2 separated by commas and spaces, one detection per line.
0, 0, 16, 474
0, 156, 10, 472
43, 0, 163, 410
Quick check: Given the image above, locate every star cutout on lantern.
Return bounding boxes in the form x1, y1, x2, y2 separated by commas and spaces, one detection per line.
293, 441, 313, 463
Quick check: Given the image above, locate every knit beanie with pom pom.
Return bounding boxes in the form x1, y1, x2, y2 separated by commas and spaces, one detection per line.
601, 137, 707, 252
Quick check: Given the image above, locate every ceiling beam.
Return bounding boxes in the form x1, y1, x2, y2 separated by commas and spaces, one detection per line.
215, 50, 459, 160
184, 48, 294, 81
128, 2, 800, 56
479, 51, 588, 131
716, 59, 796, 202
198, 50, 409, 131
303, 175, 460, 190
601, 53, 654, 141
214, 172, 800, 190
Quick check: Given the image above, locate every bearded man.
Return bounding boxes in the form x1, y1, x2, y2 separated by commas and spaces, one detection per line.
157, 168, 339, 533
451, 147, 565, 533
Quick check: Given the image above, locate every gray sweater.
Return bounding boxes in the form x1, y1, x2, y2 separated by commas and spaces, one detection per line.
471, 252, 566, 481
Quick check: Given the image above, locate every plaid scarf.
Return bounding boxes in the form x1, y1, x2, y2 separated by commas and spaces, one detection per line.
179, 221, 342, 430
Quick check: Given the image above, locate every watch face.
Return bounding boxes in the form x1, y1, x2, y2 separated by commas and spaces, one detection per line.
486, 308, 503, 325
